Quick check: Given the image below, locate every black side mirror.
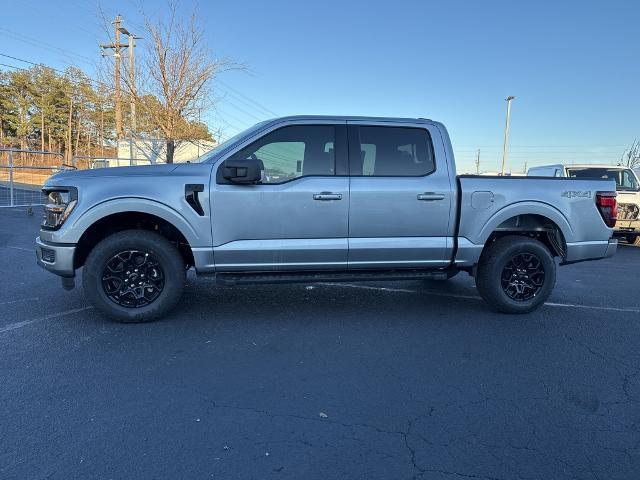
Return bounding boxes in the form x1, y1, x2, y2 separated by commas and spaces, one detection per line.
221, 158, 264, 184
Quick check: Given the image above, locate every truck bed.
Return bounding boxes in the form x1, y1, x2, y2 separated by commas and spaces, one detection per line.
455, 175, 617, 265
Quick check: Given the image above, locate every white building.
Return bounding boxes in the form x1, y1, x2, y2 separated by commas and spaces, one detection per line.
116, 138, 217, 165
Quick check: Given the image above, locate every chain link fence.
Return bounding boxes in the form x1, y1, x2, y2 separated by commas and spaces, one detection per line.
0, 149, 66, 208
0, 149, 157, 208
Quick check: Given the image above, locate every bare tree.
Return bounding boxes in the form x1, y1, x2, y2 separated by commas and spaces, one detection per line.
621, 140, 640, 169
123, 4, 238, 163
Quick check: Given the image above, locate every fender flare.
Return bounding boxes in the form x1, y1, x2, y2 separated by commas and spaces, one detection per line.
475, 201, 574, 245
66, 197, 200, 245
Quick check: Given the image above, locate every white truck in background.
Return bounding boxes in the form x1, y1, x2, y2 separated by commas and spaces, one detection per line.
528, 164, 640, 245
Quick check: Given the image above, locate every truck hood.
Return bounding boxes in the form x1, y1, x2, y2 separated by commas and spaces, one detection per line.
45, 164, 180, 186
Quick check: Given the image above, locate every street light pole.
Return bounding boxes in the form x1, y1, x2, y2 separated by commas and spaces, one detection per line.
500, 96, 515, 176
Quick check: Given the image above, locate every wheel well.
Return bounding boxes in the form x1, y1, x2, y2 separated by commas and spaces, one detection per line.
74, 212, 195, 269
483, 214, 566, 258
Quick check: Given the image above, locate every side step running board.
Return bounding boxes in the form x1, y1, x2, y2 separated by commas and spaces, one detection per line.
213, 269, 455, 286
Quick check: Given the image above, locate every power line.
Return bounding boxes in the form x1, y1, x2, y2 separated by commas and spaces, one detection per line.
0, 53, 273, 146
211, 107, 254, 131
217, 95, 268, 123
0, 52, 115, 92
0, 27, 95, 65
216, 88, 275, 120
0, 53, 269, 135
217, 79, 279, 117
0, 53, 274, 133
0, 62, 29, 72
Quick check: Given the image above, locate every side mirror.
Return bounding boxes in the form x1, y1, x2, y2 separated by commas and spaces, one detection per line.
221, 158, 264, 184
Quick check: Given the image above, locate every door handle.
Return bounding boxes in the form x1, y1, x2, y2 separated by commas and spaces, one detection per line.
313, 192, 342, 201
417, 192, 445, 201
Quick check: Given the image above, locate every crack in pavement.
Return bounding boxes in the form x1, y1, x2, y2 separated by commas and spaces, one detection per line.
564, 334, 640, 406
203, 400, 595, 480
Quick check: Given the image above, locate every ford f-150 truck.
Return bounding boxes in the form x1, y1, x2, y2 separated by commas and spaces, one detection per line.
36, 116, 618, 322
527, 164, 640, 245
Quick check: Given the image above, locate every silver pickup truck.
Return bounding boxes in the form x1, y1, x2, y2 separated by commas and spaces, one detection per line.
36, 116, 618, 322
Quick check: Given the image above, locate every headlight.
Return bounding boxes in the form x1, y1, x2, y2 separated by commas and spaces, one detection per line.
42, 187, 78, 230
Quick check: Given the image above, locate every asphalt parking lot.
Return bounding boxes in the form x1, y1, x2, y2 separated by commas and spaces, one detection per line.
1, 207, 639, 480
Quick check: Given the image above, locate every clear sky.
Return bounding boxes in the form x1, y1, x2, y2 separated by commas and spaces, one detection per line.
1, 0, 638, 173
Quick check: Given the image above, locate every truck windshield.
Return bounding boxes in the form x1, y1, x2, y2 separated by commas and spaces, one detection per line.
566, 167, 639, 191
198, 121, 270, 163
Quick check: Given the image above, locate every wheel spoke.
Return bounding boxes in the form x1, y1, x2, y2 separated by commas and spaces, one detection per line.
101, 249, 165, 309
500, 252, 545, 302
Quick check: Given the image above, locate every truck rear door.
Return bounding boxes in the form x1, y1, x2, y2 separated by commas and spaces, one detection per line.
346, 121, 455, 268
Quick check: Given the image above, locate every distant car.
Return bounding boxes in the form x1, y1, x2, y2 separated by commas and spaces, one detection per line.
528, 164, 640, 245
36, 117, 617, 322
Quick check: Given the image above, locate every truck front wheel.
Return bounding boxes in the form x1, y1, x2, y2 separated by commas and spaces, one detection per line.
476, 236, 556, 314
83, 230, 186, 322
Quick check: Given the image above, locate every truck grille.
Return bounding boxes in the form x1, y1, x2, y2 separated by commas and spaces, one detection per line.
617, 203, 640, 220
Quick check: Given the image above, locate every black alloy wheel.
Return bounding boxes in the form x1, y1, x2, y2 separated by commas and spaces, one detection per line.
475, 235, 556, 314
83, 230, 185, 322
101, 250, 165, 308
500, 253, 545, 301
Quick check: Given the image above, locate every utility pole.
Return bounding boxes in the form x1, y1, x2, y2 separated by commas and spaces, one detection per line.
475, 149, 480, 175
118, 26, 141, 162
100, 15, 139, 143
129, 33, 136, 133
119, 26, 141, 134
500, 96, 515, 176
114, 18, 122, 140
100, 15, 126, 140
129, 32, 135, 163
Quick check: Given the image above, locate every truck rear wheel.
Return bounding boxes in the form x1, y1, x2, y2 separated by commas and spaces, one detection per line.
476, 235, 556, 314
83, 230, 186, 323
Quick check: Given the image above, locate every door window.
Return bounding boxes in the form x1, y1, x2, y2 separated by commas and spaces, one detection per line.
226, 125, 336, 184
349, 126, 435, 176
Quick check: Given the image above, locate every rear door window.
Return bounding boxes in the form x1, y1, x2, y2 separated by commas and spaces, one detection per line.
349, 126, 435, 176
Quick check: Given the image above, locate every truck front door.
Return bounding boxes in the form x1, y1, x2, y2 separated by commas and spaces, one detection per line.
210, 122, 349, 271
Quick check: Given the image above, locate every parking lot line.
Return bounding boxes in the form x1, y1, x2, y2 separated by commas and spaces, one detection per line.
0, 306, 93, 334
543, 302, 640, 313
318, 283, 640, 314
1, 280, 637, 337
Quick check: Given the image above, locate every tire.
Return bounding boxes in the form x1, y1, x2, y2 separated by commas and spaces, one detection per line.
476, 235, 556, 314
626, 235, 640, 246
83, 230, 186, 323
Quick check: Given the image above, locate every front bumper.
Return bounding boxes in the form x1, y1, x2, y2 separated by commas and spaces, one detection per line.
35, 236, 76, 277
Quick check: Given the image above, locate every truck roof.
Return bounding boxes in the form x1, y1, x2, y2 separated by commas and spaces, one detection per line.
266, 115, 435, 124
531, 163, 631, 170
